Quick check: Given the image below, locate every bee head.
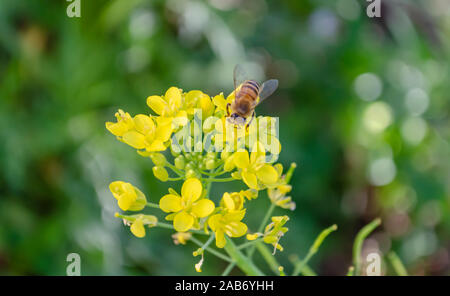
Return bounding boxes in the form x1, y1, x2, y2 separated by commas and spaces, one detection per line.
227, 113, 246, 125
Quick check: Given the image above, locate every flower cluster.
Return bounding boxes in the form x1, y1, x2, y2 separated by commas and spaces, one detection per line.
106, 86, 296, 273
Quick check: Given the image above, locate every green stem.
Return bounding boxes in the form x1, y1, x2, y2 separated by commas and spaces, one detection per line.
223, 237, 264, 276
199, 168, 227, 177
301, 265, 317, 276
155, 222, 208, 236
204, 177, 235, 183
165, 161, 184, 177
237, 238, 263, 250
221, 262, 236, 276
145, 202, 160, 209
255, 241, 281, 275
352, 218, 381, 276
248, 202, 275, 258
204, 166, 220, 196
167, 177, 183, 181
292, 224, 338, 276
289, 255, 317, 276
388, 251, 408, 276
190, 236, 232, 263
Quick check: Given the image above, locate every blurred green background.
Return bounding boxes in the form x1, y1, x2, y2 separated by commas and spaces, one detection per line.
0, 0, 449, 275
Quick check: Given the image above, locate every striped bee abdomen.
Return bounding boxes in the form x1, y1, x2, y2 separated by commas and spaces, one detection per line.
238, 80, 260, 102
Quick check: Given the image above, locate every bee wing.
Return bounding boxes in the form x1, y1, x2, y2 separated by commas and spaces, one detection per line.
233, 64, 248, 93
257, 79, 279, 105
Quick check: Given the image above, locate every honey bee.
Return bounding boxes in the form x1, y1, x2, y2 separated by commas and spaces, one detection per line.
227, 64, 279, 127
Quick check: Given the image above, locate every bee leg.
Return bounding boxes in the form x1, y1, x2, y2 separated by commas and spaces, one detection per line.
245, 111, 256, 132
226, 103, 231, 117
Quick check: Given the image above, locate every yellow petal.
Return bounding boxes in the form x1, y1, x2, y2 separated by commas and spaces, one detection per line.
156, 116, 173, 127
155, 124, 173, 142
256, 164, 279, 185
159, 194, 182, 213
191, 199, 215, 218
226, 210, 246, 222
105, 121, 128, 137
207, 214, 221, 231
181, 178, 202, 203
165, 87, 182, 108
215, 230, 226, 248
122, 130, 146, 149
250, 142, 265, 164
222, 193, 235, 211
246, 233, 259, 241
185, 90, 204, 104
147, 95, 166, 115
130, 219, 145, 238
173, 211, 194, 232
233, 150, 250, 168
229, 222, 248, 237
212, 93, 227, 111
118, 196, 133, 211
109, 181, 123, 199
133, 114, 155, 135
146, 139, 166, 151
274, 163, 283, 177
127, 187, 147, 211
199, 95, 214, 118
242, 171, 258, 189
263, 235, 277, 244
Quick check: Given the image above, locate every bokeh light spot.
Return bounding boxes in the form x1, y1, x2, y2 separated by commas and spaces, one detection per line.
401, 117, 427, 145
363, 102, 393, 133
368, 157, 396, 186
354, 73, 383, 101
404, 88, 429, 116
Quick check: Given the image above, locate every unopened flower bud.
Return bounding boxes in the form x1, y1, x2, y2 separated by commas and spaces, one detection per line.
185, 162, 194, 171
205, 159, 216, 170
206, 152, 216, 159
150, 153, 166, 166
185, 169, 197, 179
153, 166, 168, 181
174, 155, 186, 169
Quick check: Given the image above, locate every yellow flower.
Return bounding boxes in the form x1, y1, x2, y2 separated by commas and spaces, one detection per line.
125, 114, 172, 151
246, 216, 289, 253
184, 90, 215, 118
159, 178, 215, 232
246, 116, 282, 156
172, 232, 192, 245
212, 92, 234, 114
115, 213, 157, 238
239, 188, 258, 200
220, 192, 245, 212
232, 142, 279, 189
263, 216, 289, 252
267, 163, 296, 210
109, 181, 147, 211
106, 111, 173, 152
208, 209, 248, 248
147, 87, 188, 126
268, 184, 296, 211
105, 109, 134, 137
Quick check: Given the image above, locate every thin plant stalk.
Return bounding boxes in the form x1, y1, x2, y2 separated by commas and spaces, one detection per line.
352, 218, 381, 276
